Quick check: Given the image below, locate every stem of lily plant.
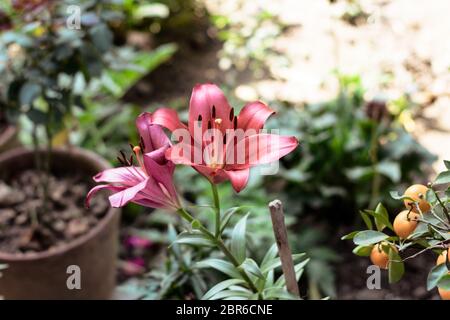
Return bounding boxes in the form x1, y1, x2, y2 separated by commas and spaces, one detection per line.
210, 182, 221, 238
176, 207, 260, 295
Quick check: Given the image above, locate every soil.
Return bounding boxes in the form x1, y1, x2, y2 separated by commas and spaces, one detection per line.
0, 170, 109, 254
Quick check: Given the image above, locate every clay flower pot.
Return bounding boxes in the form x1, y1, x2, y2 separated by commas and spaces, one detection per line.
0, 125, 19, 153
0, 147, 120, 299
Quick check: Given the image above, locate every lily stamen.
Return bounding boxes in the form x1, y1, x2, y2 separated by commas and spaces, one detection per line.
132, 146, 148, 176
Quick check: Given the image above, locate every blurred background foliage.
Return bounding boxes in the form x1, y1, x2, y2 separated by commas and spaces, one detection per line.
0, 0, 442, 299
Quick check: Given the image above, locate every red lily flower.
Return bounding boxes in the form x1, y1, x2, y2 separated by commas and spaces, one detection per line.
148, 83, 299, 192
86, 113, 180, 210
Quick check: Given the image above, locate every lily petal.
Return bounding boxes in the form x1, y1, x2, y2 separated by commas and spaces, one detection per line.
225, 168, 250, 193
108, 179, 149, 208
85, 184, 125, 208
237, 101, 275, 131
189, 83, 233, 136
151, 108, 187, 132
143, 154, 178, 205
93, 167, 145, 185
136, 112, 170, 155
228, 134, 298, 169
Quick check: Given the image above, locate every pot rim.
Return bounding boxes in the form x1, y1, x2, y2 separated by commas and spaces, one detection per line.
0, 125, 17, 147
0, 146, 119, 262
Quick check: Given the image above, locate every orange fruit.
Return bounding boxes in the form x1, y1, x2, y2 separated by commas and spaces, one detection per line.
438, 287, 450, 300
436, 250, 448, 266
393, 210, 420, 239
370, 243, 396, 269
403, 184, 431, 213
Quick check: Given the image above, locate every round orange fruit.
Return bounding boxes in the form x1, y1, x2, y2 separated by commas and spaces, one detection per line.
403, 184, 431, 213
437, 250, 448, 266
393, 210, 420, 239
438, 287, 450, 300
370, 243, 396, 269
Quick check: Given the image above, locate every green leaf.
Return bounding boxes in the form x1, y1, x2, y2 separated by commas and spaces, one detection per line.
230, 213, 249, 264
352, 245, 373, 257
388, 248, 404, 283
19, 82, 41, 106
261, 253, 306, 274
374, 203, 394, 231
360, 211, 373, 230
427, 263, 449, 290
220, 207, 242, 232
202, 279, 246, 300
208, 289, 252, 300
444, 160, 450, 170
435, 170, 450, 185
195, 259, 242, 279
377, 161, 401, 182
390, 191, 413, 201
437, 274, 450, 290
263, 287, 298, 300
104, 44, 177, 98
240, 258, 264, 279
274, 259, 309, 287
133, 3, 170, 20
261, 243, 278, 267
353, 230, 389, 246
172, 232, 215, 247
341, 231, 359, 240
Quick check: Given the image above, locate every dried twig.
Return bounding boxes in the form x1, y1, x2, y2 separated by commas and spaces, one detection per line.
269, 200, 300, 298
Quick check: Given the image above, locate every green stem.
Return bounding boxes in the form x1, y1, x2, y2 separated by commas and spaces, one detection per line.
176, 208, 260, 296
430, 186, 450, 224
210, 182, 221, 238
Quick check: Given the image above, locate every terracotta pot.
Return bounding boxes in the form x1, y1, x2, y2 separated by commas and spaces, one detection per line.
0, 147, 120, 299
0, 125, 19, 153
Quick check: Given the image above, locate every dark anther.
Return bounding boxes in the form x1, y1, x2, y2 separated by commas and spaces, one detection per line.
198, 114, 202, 122
233, 116, 238, 129
212, 105, 216, 118
140, 136, 145, 150
229, 108, 234, 121
117, 157, 125, 165
223, 133, 227, 145
129, 143, 134, 151
207, 120, 212, 130
128, 154, 134, 166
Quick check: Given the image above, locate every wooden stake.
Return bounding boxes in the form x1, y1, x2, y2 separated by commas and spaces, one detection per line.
269, 200, 300, 298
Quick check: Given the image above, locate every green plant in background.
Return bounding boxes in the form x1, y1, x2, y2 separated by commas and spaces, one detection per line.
0, 0, 119, 147
267, 73, 435, 222
114, 0, 209, 45
210, 5, 289, 79
343, 161, 450, 300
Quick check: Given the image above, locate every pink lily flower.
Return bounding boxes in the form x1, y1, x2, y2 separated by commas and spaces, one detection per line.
86, 113, 181, 210
148, 83, 299, 192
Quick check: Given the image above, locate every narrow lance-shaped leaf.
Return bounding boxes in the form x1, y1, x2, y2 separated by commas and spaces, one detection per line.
240, 258, 264, 279
195, 259, 242, 280
230, 213, 249, 264
172, 232, 215, 247
202, 279, 246, 300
